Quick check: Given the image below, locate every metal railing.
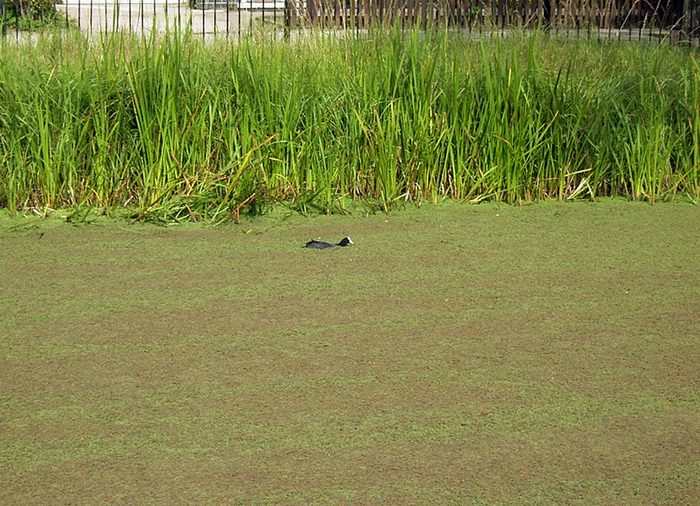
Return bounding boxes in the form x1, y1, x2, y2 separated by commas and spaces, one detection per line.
1, 0, 698, 42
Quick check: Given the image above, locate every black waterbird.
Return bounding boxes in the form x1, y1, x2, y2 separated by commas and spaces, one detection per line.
305, 237, 354, 249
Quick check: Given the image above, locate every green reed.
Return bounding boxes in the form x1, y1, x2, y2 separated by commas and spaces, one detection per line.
0, 27, 698, 221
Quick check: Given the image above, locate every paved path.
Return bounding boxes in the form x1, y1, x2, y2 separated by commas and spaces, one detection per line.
56, 3, 286, 36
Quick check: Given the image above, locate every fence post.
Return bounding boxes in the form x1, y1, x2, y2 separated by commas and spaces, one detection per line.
307, 0, 317, 24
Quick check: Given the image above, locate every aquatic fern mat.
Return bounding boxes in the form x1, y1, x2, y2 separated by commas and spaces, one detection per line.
1, 29, 699, 220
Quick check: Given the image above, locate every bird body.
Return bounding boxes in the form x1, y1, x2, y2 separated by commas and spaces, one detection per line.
305, 237, 353, 249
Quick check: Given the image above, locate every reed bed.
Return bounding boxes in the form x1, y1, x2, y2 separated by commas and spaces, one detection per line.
1, 27, 698, 221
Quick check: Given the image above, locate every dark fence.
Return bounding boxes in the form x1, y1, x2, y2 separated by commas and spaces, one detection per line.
1, 0, 698, 42
292, 0, 698, 41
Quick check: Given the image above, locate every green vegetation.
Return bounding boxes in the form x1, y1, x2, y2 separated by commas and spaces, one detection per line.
2, 0, 64, 31
1, 202, 699, 504
1, 27, 699, 222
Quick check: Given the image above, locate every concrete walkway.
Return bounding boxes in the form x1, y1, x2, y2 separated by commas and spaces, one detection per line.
55, 2, 286, 36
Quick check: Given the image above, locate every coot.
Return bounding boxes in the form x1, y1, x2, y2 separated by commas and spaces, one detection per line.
305, 237, 353, 249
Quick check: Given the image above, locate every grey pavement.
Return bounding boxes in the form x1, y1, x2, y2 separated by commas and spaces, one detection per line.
55, 3, 286, 37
